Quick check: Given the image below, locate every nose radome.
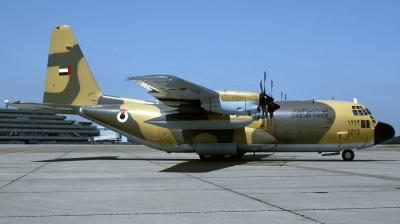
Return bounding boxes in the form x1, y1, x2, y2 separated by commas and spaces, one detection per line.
374, 122, 395, 145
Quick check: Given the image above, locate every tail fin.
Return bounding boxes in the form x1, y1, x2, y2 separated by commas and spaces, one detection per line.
43, 25, 102, 106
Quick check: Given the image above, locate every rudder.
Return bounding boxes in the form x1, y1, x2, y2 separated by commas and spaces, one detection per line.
43, 25, 102, 106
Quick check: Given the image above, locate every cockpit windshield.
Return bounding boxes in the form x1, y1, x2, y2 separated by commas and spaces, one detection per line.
352, 106, 372, 117
351, 106, 376, 124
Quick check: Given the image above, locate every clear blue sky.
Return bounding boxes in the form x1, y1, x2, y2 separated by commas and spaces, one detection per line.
1, 1, 399, 134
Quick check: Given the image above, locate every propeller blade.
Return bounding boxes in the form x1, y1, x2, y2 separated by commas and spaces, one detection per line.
258, 71, 280, 120
271, 80, 273, 97
262, 104, 267, 119
263, 71, 266, 94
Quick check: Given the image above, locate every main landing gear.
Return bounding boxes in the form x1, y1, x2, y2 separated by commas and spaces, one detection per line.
341, 149, 355, 161
199, 152, 245, 162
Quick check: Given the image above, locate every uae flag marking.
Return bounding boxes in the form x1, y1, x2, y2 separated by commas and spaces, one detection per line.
59, 65, 71, 75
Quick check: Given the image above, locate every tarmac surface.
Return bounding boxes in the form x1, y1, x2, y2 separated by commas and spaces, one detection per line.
0, 144, 399, 224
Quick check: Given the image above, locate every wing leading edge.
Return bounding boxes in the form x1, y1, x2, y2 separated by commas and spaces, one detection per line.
128, 75, 261, 116
127, 75, 219, 107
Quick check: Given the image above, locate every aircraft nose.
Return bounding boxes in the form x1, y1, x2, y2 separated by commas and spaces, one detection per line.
374, 122, 395, 145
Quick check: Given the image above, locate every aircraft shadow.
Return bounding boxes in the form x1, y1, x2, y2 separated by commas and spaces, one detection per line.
34, 154, 391, 173
35, 156, 199, 163
34, 154, 273, 173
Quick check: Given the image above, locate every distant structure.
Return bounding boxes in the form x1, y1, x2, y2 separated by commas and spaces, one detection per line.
4, 99, 9, 109
95, 126, 127, 143
0, 108, 99, 144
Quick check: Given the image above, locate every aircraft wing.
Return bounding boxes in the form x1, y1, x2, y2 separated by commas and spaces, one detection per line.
127, 75, 219, 107
8, 101, 78, 114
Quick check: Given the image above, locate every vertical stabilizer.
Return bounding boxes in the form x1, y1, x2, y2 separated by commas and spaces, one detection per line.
43, 25, 102, 105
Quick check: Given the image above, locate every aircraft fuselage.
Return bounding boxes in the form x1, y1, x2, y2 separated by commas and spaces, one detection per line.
78, 98, 391, 155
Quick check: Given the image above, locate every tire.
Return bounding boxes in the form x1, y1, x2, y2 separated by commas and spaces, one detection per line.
342, 149, 355, 161
221, 152, 245, 162
199, 154, 220, 162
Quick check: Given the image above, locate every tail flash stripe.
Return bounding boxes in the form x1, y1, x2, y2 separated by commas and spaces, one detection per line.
59, 65, 71, 75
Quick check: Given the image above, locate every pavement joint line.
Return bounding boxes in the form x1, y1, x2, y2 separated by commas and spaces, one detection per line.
292, 206, 400, 211
0, 147, 49, 156
0, 147, 79, 190
8, 174, 350, 181
287, 164, 400, 182
0, 209, 282, 218
0, 188, 224, 194
2, 185, 398, 194
12, 177, 194, 181
111, 148, 324, 224
1, 206, 399, 219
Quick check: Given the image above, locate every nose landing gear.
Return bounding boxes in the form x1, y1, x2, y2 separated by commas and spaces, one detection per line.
342, 149, 355, 161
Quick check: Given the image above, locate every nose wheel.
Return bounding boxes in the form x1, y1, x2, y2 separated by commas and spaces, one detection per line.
342, 149, 355, 161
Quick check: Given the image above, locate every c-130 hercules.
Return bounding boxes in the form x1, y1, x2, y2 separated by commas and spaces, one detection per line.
11, 25, 395, 161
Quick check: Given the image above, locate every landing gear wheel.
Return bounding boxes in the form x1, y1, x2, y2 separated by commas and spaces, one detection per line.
221, 152, 245, 162
222, 155, 234, 161
199, 155, 220, 162
199, 153, 245, 162
342, 149, 355, 161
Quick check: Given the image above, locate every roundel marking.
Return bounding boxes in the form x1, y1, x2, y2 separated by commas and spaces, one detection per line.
117, 109, 129, 123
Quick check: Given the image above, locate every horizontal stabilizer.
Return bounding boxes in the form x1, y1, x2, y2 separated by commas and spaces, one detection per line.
9, 101, 79, 114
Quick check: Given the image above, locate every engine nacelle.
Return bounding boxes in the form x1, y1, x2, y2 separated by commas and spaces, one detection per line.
200, 90, 259, 116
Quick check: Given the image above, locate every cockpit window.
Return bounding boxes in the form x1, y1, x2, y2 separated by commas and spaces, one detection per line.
352, 106, 372, 117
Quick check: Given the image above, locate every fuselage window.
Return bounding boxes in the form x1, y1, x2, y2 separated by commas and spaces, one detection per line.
361, 120, 366, 128
366, 120, 370, 128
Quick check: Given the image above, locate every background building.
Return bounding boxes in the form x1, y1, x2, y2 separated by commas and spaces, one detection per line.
0, 108, 99, 144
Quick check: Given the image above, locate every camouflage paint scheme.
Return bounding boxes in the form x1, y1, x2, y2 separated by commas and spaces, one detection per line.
11, 25, 395, 161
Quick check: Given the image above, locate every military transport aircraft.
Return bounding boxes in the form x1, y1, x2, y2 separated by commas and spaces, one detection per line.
11, 25, 395, 161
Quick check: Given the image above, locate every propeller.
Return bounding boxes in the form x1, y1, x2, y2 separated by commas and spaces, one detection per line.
259, 71, 280, 119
